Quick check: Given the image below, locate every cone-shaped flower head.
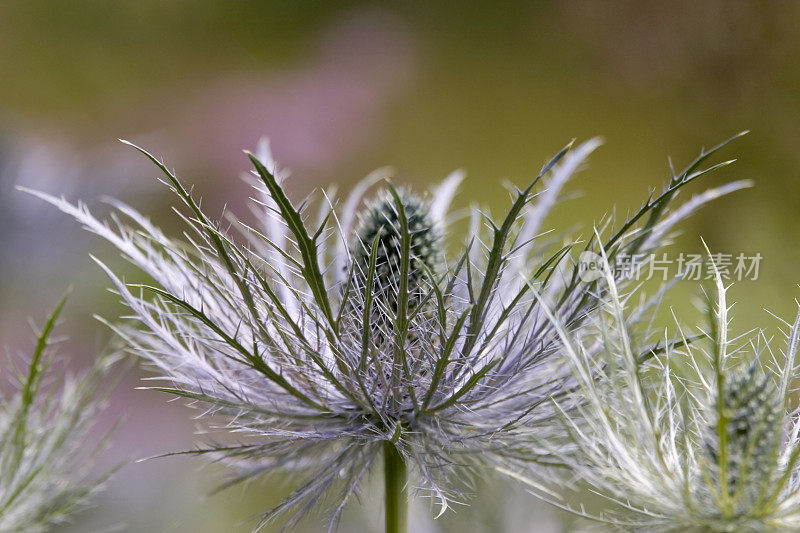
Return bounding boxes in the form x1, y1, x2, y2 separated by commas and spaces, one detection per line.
704, 364, 783, 512
352, 187, 443, 316
26, 135, 748, 530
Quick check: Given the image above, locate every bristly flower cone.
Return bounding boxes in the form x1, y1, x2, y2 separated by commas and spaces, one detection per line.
351, 187, 444, 318
705, 364, 782, 510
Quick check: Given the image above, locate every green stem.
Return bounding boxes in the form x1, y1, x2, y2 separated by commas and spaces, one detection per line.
383, 440, 407, 533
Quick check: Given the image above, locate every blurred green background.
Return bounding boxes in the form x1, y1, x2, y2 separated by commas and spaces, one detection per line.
2, 1, 800, 531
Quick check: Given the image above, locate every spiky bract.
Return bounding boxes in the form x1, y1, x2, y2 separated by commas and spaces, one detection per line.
0, 297, 114, 532
28, 135, 747, 530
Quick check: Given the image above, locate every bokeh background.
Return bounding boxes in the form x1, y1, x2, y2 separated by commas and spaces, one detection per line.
2, 2, 800, 531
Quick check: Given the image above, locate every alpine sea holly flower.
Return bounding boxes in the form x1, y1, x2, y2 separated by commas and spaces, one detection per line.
505, 251, 800, 532
25, 134, 747, 532
0, 296, 115, 532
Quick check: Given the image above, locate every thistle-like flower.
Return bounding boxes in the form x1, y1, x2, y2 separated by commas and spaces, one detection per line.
505, 250, 800, 532
0, 296, 115, 532
25, 134, 746, 531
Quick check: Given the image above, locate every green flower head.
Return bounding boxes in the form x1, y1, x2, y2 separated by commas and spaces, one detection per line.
352, 186, 444, 314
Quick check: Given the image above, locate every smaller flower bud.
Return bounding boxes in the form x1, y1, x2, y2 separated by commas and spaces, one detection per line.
705, 364, 782, 509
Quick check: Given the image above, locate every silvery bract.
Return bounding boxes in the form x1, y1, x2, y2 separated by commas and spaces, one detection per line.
0, 297, 114, 532
27, 134, 745, 531
507, 251, 800, 532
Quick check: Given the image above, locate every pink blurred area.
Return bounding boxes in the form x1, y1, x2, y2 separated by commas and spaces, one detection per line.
179, 9, 415, 175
